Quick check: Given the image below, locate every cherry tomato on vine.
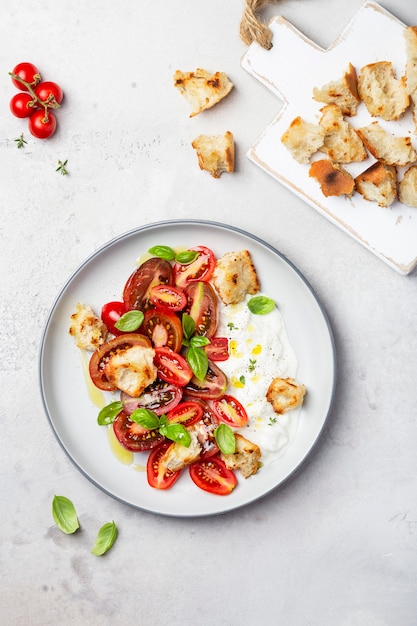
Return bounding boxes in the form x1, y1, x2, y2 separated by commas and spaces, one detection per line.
34, 81, 63, 106
10, 92, 36, 118
11, 62, 41, 90
101, 301, 127, 336
28, 109, 57, 139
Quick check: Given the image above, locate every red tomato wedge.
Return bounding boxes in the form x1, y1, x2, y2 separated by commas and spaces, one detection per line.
167, 401, 203, 427
121, 380, 183, 416
184, 361, 227, 400
184, 281, 218, 338
149, 284, 186, 312
141, 308, 183, 353
123, 257, 173, 311
189, 457, 237, 495
154, 346, 193, 386
204, 337, 229, 361
147, 441, 182, 490
173, 246, 216, 289
211, 395, 249, 428
113, 410, 165, 452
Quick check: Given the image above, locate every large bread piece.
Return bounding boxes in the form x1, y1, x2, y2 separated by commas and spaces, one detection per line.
318, 104, 367, 163
404, 26, 417, 133
358, 61, 409, 121
399, 165, 417, 207
174, 68, 234, 117
309, 159, 355, 197
280, 116, 324, 163
357, 122, 417, 166
313, 63, 361, 116
355, 162, 397, 208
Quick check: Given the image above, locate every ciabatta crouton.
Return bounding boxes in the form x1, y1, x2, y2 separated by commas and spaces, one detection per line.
356, 122, 417, 166
191, 131, 234, 178
220, 434, 261, 478
281, 116, 325, 164
355, 161, 397, 208
309, 159, 355, 197
104, 344, 157, 397
69, 303, 108, 351
173, 68, 234, 117
313, 62, 361, 116
318, 104, 367, 163
404, 26, 417, 133
266, 377, 306, 414
212, 249, 260, 305
399, 165, 417, 207
358, 61, 409, 121
160, 429, 202, 473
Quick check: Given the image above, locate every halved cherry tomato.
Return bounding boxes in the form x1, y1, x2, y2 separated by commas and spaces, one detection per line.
89, 333, 152, 391
149, 284, 187, 312
185, 398, 219, 459
113, 410, 165, 452
184, 281, 218, 338
189, 457, 237, 495
123, 257, 173, 311
204, 337, 229, 361
173, 246, 216, 289
101, 301, 127, 335
154, 346, 193, 386
121, 380, 183, 416
167, 401, 203, 427
141, 308, 183, 352
211, 395, 248, 428
147, 441, 182, 489
184, 361, 227, 399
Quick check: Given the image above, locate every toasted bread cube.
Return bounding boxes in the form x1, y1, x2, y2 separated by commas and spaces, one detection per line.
212, 249, 260, 305
192, 131, 234, 178
220, 433, 261, 478
313, 63, 361, 116
173, 68, 234, 117
318, 104, 367, 163
358, 61, 409, 121
160, 429, 202, 473
399, 165, 417, 207
357, 122, 417, 166
69, 303, 108, 351
309, 159, 355, 197
281, 116, 325, 164
266, 377, 306, 414
355, 161, 397, 208
104, 344, 157, 397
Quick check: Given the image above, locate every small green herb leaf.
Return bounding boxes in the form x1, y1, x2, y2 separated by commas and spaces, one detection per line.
190, 335, 210, 349
175, 250, 199, 264
247, 295, 275, 315
91, 521, 118, 556
130, 408, 160, 429
97, 401, 123, 426
114, 310, 144, 332
182, 314, 196, 341
187, 345, 208, 381
148, 245, 175, 261
56, 159, 69, 175
215, 424, 236, 455
160, 422, 191, 447
52, 495, 80, 534
239, 375, 246, 386
15, 133, 27, 149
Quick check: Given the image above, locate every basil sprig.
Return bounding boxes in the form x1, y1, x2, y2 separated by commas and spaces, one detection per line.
182, 313, 209, 380
148, 245, 175, 261
52, 495, 80, 534
148, 246, 199, 265
114, 310, 144, 332
97, 401, 123, 425
214, 424, 236, 455
91, 520, 118, 556
130, 408, 191, 447
247, 295, 275, 315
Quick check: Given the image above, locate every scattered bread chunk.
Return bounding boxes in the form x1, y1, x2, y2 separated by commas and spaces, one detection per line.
404, 26, 417, 133
191, 131, 234, 178
160, 429, 202, 473
358, 61, 409, 121
309, 159, 355, 197
357, 122, 417, 166
212, 249, 260, 305
355, 162, 397, 208
399, 165, 417, 207
281, 116, 324, 164
173, 68, 234, 117
69, 303, 108, 351
104, 344, 157, 397
318, 104, 367, 163
220, 434, 261, 479
313, 62, 361, 116
266, 377, 306, 415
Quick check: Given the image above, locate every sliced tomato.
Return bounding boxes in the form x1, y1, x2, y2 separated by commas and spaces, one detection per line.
204, 337, 229, 361
113, 410, 165, 451
173, 246, 216, 289
184, 281, 218, 338
123, 257, 173, 311
185, 398, 219, 459
149, 284, 187, 312
154, 346, 193, 386
184, 361, 227, 399
89, 333, 152, 391
101, 300, 127, 335
121, 380, 183, 416
167, 401, 203, 427
211, 395, 248, 428
141, 308, 183, 352
189, 457, 237, 495
147, 441, 182, 490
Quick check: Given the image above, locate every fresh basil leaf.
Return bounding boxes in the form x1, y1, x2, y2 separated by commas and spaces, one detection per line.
91, 520, 118, 556
239, 375, 246, 386
182, 313, 196, 341
247, 295, 275, 315
190, 335, 210, 348
159, 414, 169, 427
114, 310, 144, 332
186, 346, 208, 381
97, 401, 123, 425
175, 250, 199, 264
160, 423, 191, 447
52, 495, 80, 534
215, 424, 236, 455
148, 245, 175, 261
130, 408, 160, 429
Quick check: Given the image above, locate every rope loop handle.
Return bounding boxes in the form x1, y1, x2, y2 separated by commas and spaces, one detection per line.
240, 0, 278, 50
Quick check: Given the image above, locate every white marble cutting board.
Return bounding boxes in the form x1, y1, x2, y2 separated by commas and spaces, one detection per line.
242, 1, 417, 274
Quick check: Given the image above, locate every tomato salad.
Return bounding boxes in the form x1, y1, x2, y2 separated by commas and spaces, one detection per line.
88, 245, 252, 496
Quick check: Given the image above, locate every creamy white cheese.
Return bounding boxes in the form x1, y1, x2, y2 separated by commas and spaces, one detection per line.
216, 294, 301, 465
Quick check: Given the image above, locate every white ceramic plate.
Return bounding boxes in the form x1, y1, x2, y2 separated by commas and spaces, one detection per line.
242, 2, 417, 274
39, 220, 336, 517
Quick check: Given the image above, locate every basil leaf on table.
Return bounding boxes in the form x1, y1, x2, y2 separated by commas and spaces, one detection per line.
52, 495, 80, 534
91, 520, 118, 556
